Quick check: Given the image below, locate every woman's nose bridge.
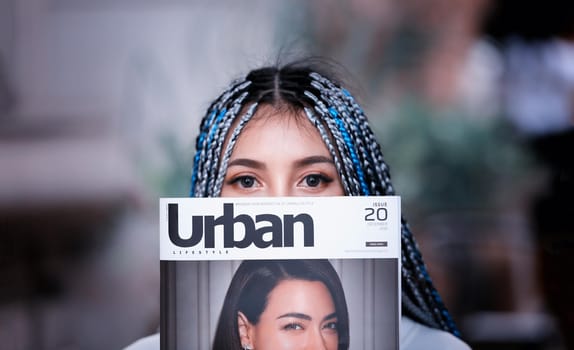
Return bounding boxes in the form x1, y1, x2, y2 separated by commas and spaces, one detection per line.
306, 328, 328, 350
267, 177, 292, 197
268, 187, 289, 197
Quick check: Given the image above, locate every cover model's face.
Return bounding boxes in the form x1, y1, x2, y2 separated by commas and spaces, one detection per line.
243, 279, 339, 350
221, 107, 344, 197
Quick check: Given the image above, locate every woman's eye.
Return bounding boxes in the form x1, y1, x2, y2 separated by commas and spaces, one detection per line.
282, 323, 304, 331
229, 176, 257, 188
303, 174, 332, 187
323, 321, 338, 332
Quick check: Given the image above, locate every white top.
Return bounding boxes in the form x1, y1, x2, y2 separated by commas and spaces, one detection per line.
400, 317, 471, 349
123, 333, 159, 350
123, 317, 471, 350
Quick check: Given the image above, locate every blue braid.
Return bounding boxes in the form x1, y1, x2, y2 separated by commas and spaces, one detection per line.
190, 109, 218, 195
342, 88, 363, 113
328, 106, 370, 195
189, 108, 226, 196
189, 156, 200, 197
335, 99, 378, 191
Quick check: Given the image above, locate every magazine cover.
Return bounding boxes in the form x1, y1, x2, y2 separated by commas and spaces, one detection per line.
160, 196, 401, 350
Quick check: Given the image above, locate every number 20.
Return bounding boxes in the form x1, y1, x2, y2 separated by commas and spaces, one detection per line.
364, 207, 388, 221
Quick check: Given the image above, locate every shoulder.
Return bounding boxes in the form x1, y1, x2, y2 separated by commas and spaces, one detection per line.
122, 333, 159, 350
401, 317, 472, 350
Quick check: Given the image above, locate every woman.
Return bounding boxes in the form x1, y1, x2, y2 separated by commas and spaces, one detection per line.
213, 259, 349, 350
124, 59, 471, 349
191, 59, 470, 349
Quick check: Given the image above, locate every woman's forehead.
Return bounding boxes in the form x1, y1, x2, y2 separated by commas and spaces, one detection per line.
240, 104, 319, 136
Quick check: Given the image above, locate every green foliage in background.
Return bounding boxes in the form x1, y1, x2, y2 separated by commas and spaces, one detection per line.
136, 131, 193, 198
156, 133, 193, 197
375, 99, 534, 220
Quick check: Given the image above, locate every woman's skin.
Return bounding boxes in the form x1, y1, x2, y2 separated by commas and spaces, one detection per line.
221, 107, 344, 197
238, 280, 339, 350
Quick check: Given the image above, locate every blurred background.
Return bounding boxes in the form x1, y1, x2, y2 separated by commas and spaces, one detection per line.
1, 0, 573, 349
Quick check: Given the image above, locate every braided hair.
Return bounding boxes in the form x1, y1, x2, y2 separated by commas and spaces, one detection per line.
190, 60, 460, 337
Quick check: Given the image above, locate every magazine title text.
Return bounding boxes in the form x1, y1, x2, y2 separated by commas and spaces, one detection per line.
168, 203, 314, 249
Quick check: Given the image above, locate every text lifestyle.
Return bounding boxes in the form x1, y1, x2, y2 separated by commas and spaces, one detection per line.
168, 203, 315, 248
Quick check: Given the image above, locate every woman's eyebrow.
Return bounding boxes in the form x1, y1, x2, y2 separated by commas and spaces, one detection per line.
227, 158, 266, 169
322, 312, 337, 322
277, 312, 312, 321
295, 155, 335, 168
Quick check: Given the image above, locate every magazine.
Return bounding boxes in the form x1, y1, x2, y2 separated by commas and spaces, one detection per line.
160, 196, 401, 350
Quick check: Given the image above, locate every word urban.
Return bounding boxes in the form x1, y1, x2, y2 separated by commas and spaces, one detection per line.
168, 203, 315, 248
